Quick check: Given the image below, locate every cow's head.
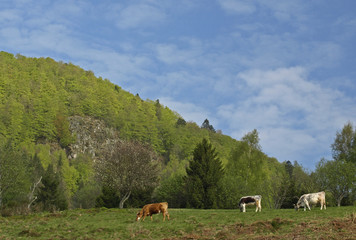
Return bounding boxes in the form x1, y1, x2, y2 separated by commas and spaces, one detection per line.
239, 204, 244, 212
136, 212, 143, 221
293, 203, 300, 211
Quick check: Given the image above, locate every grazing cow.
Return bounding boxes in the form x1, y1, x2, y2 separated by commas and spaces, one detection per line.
136, 202, 170, 221
294, 191, 326, 211
239, 195, 262, 212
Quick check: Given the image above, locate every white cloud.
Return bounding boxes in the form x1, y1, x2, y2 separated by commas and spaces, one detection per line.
155, 43, 203, 65
218, 0, 307, 23
114, 3, 166, 30
217, 0, 256, 15
260, 0, 307, 21
217, 67, 356, 168
258, 127, 319, 164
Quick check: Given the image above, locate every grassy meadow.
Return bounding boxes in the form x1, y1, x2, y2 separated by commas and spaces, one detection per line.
0, 206, 355, 239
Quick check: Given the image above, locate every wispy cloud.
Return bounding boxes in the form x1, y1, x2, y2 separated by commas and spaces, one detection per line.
0, 9, 22, 23
217, 67, 356, 167
111, 3, 166, 30
154, 42, 203, 65
217, 0, 307, 22
217, 0, 256, 15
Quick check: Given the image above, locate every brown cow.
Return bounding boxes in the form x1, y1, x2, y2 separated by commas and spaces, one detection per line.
136, 202, 170, 221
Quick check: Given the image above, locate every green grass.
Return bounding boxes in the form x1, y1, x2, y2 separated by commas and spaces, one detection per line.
0, 206, 355, 239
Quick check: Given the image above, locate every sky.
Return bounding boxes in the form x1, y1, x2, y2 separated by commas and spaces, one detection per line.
1, 0, 356, 170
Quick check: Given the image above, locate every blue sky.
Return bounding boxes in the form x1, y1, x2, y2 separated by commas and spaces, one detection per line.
1, 0, 356, 170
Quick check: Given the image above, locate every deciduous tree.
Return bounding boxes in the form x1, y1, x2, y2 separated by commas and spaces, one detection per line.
331, 122, 356, 164
95, 140, 160, 208
315, 158, 355, 206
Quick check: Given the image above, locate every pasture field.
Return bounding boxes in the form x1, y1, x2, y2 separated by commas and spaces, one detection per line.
0, 206, 355, 239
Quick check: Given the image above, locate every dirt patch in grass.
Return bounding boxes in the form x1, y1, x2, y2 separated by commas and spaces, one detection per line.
275, 213, 356, 240
18, 229, 41, 238
165, 215, 356, 240
164, 218, 292, 240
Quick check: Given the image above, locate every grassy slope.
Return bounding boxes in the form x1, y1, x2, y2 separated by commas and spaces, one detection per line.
0, 207, 355, 239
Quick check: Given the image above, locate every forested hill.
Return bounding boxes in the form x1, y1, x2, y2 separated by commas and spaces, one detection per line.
0, 51, 282, 208
0, 51, 239, 162
1, 50, 293, 209
1, 51, 354, 211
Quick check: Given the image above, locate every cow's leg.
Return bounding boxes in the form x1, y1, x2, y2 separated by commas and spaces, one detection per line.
163, 211, 169, 221
258, 201, 262, 212
302, 199, 310, 211
255, 203, 258, 212
306, 201, 311, 211
242, 203, 246, 212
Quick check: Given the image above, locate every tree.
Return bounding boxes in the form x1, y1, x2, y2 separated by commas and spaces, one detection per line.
275, 161, 295, 209
0, 141, 30, 208
280, 161, 316, 208
154, 174, 186, 208
317, 122, 356, 206
331, 122, 356, 163
95, 185, 120, 208
201, 119, 215, 133
71, 154, 100, 209
54, 113, 74, 148
95, 140, 160, 208
240, 130, 265, 189
27, 153, 44, 210
315, 158, 355, 206
37, 164, 68, 211
155, 99, 162, 120
176, 117, 186, 127
265, 161, 290, 209
184, 138, 224, 208
241, 129, 262, 152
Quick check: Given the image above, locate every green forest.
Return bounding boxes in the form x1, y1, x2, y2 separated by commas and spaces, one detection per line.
0, 51, 355, 215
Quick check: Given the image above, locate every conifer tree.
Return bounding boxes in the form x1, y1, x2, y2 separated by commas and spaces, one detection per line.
27, 153, 44, 210
185, 138, 224, 208
0, 141, 29, 208
37, 164, 68, 211
201, 119, 216, 132
95, 185, 120, 208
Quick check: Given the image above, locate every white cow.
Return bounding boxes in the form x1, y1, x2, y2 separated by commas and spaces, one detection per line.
294, 191, 326, 211
238, 195, 262, 212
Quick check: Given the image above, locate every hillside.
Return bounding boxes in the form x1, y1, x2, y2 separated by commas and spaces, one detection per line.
0, 51, 238, 165
0, 51, 319, 211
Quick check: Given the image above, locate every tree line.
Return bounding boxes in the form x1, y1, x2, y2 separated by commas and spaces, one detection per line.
0, 52, 354, 215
